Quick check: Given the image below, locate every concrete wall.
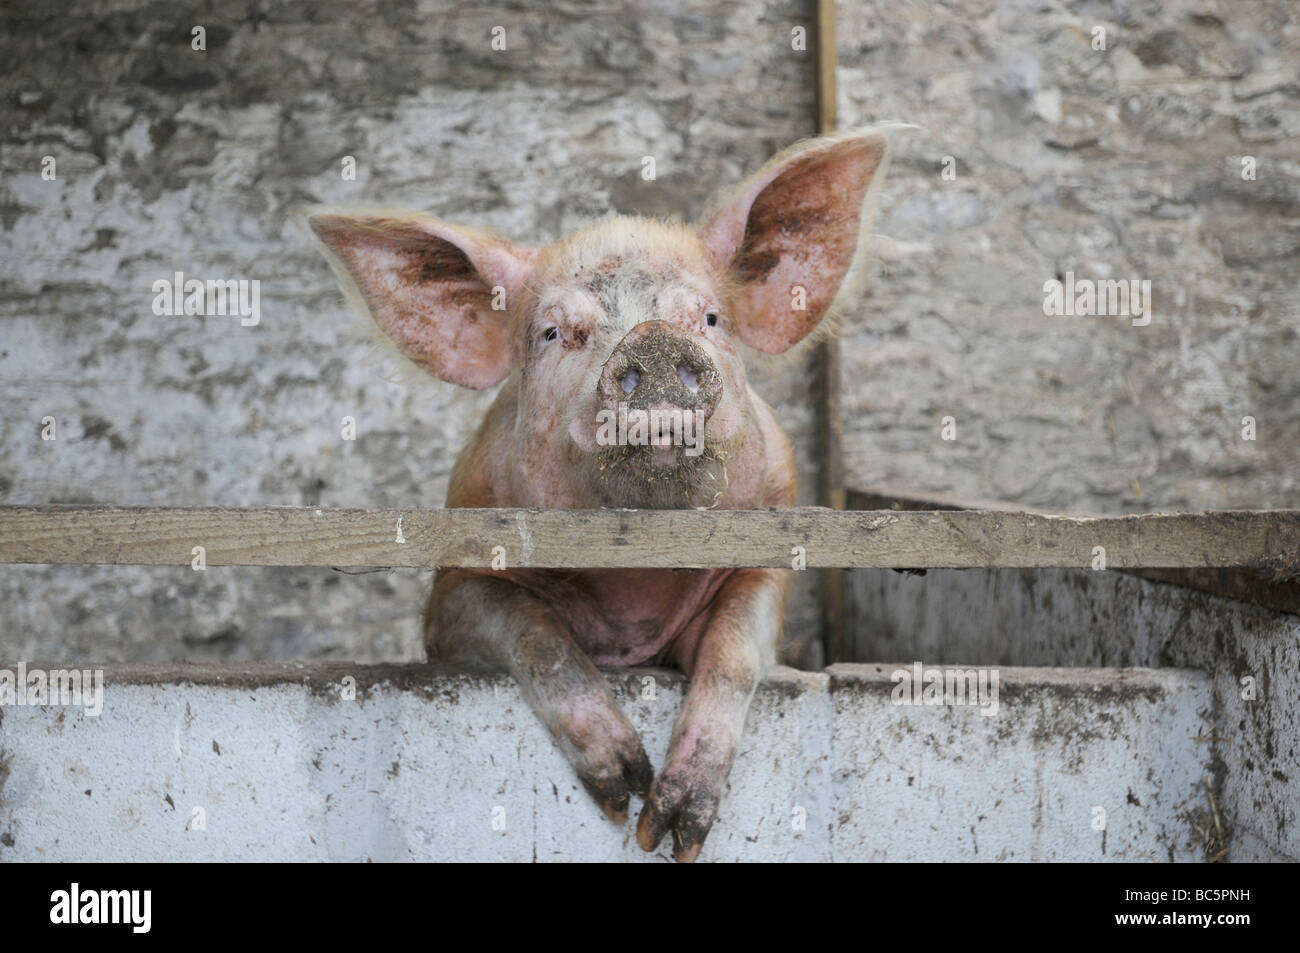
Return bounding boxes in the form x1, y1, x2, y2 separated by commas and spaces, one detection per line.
0, 662, 1213, 862
839, 0, 1300, 512
0, 0, 826, 666
848, 567, 1300, 861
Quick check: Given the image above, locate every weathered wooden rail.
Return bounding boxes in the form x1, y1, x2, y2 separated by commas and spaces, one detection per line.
842, 486, 1300, 619
0, 505, 1296, 570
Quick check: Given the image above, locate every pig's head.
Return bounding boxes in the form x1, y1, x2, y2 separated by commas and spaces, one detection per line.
310, 129, 892, 509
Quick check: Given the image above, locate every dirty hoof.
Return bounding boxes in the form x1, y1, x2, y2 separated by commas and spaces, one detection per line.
579, 748, 654, 823
636, 776, 718, 862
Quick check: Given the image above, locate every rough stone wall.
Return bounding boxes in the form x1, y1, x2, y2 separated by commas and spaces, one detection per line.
0, 1, 825, 664
839, 0, 1299, 512
3, 0, 1296, 670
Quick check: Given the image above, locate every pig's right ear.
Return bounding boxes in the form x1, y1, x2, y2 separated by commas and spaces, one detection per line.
309, 213, 537, 390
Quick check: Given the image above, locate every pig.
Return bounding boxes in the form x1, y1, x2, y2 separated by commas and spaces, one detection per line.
309, 127, 894, 861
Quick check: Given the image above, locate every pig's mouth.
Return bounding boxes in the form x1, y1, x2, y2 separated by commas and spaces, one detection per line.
593, 437, 731, 509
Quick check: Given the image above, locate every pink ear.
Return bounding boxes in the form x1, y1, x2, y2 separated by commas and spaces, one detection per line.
697, 131, 889, 354
310, 214, 536, 390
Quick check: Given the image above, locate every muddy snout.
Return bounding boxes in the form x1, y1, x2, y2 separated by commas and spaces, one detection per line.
598, 321, 721, 419
594, 322, 722, 463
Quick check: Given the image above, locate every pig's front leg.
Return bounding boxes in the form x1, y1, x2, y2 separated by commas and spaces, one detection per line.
428, 573, 654, 822
636, 568, 785, 862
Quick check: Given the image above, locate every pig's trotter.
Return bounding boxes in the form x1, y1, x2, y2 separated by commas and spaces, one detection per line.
579, 751, 654, 823
429, 575, 653, 823
637, 569, 784, 862
636, 739, 737, 863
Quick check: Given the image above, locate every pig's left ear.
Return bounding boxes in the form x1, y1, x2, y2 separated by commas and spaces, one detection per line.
309, 212, 536, 390
697, 129, 892, 354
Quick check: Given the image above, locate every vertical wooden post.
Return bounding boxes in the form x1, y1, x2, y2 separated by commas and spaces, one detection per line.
813, 0, 847, 664
814, 0, 838, 133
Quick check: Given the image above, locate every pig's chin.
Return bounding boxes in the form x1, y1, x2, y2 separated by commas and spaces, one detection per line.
591, 442, 729, 509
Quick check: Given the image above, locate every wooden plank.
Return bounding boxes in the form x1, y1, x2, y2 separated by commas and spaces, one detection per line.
814, 0, 846, 662
846, 485, 1300, 615
1, 505, 1297, 571
846, 485, 1071, 516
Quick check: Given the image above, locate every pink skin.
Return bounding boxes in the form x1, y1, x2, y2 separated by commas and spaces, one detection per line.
310, 129, 890, 861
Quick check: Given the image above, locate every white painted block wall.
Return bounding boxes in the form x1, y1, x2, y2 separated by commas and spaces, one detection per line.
0, 663, 1213, 862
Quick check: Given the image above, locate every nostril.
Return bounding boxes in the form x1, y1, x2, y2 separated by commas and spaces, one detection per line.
621, 369, 641, 394
677, 365, 699, 393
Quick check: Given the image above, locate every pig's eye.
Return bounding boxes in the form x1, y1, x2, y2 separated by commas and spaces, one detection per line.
706, 312, 719, 327
543, 326, 559, 342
